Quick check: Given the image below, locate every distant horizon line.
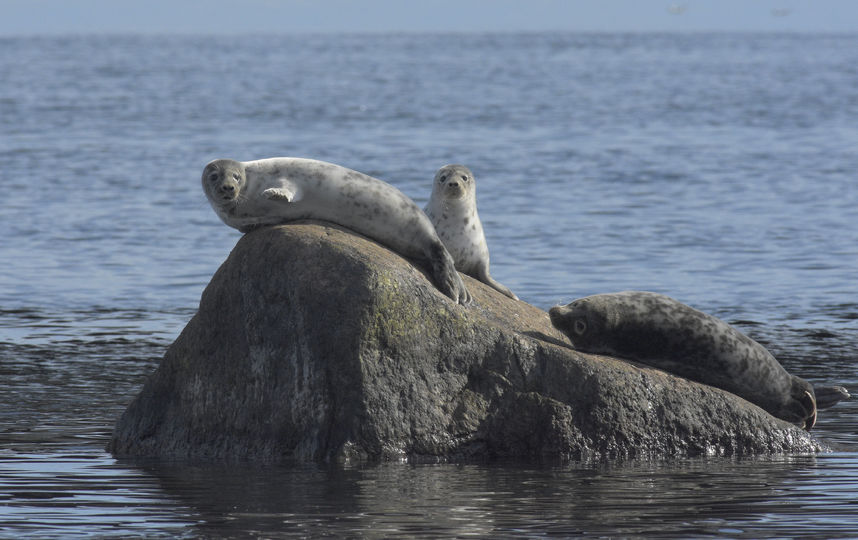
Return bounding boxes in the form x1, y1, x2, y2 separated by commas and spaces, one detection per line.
4, 28, 858, 38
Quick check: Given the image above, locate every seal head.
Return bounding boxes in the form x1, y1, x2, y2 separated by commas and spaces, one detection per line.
435, 164, 471, 201
202, 159, 247, 208
549, 296, 613, 354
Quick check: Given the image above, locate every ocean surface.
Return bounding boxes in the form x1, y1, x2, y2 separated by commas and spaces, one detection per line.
1, 32, 857, 537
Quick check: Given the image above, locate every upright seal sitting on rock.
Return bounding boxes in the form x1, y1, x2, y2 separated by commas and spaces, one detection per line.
549, 291, 850, 430
202, 157, 471, 305
424, 164, 518, 300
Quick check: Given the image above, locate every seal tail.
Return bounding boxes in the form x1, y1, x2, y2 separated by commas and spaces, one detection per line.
814, 385, 851, 409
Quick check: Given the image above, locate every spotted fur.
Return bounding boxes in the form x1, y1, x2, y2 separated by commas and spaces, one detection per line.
549, 291, 818, 430
201, 157, 471, 305
424, 164, 517, 300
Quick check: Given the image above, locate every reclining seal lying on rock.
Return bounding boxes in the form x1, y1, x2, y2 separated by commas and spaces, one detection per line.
202, 157, 471, 305
549, 291, 850, 430
424, 164, 518, 300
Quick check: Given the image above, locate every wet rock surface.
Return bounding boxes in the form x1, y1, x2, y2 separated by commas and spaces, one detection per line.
108, 222, 821, 461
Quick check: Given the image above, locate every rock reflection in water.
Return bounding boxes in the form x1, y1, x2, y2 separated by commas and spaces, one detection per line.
123, 454, 858, 537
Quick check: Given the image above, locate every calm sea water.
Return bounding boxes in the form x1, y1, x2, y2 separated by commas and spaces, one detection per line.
1, 32, 857, 537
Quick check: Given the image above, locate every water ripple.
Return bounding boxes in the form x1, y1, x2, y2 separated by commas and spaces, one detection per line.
1, 32, 857, 538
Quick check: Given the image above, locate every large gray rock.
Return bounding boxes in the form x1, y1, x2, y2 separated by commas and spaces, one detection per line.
108, 222, 821, 461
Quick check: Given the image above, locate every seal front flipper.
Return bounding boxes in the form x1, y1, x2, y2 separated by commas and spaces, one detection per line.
263, 186, 299, 202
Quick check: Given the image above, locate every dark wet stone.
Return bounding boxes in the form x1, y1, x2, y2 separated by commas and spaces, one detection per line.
108, 222, 822, 462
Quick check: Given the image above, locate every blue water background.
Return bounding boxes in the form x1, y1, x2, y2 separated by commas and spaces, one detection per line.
1, 33, 857, 537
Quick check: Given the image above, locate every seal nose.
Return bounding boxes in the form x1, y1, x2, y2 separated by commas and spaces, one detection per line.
221, 184, 235, 194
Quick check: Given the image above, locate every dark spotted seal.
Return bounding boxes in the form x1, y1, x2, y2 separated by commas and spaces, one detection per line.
202, 157, 471, 305
548, 291, 828, 430
424, 164, 518, 300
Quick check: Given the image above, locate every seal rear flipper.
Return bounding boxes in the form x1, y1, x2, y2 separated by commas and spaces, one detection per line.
774, 377, 817, 430
814, 385, 851, 409
484, 276, 518, 301
474, 264, 518, 301
802, 389, 817, 431
779, 394, 817, 431
427, 242, 471, 305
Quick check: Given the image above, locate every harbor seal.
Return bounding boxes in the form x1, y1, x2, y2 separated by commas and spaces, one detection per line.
548, 291, 822, 430
424, 164, 518, 300
202, 157, 471, 305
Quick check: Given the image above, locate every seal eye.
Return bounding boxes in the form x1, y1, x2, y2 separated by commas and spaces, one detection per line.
439, 174, 448, 183
574, 319, 587, 335
232, 173, 241, 182
208, 172, 220, 183
461, 175, 468, 182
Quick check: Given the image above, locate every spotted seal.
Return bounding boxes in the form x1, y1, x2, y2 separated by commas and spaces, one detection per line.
202, 157, 471, 305
548, 291, 844, 430
424, 164, 518, 300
